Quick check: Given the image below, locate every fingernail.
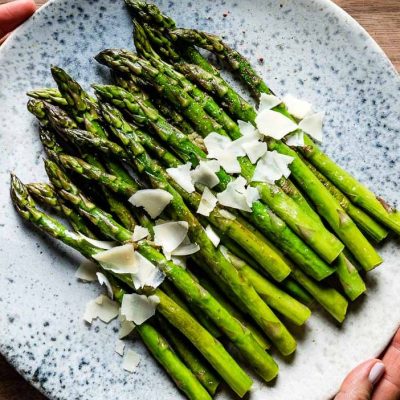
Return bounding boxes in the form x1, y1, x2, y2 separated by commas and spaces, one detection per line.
368, 362, 385, 385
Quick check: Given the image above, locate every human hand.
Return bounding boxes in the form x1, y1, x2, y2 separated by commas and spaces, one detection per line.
335, 327, 400, 400
0, 0, 36, 44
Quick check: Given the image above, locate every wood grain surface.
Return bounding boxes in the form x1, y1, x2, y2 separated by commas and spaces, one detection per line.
0, 0, 399, 399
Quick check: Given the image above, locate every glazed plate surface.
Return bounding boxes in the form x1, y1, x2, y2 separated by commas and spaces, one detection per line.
0, 0, 399, 399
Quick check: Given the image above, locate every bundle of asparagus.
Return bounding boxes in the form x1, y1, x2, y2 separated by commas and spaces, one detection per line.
11, 1, 399, 398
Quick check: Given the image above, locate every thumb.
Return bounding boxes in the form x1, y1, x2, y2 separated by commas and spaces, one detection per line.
335, 359, 385, 400
0, 0, 36, 37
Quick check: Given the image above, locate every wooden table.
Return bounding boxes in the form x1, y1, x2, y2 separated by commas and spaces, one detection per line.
0, 1, 399, 399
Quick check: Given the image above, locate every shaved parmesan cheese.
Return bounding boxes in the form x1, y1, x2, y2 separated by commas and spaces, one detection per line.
171, 256, 187, 269
242, 139, 268, 164
154, 221, 189, 253
217, 176, 252, 212
204, 132, 232, 159
252, 151, 294, 184
191, 161, 220, 189
119, 313, 136, 339
219, 245, 231, 261
218, 152, 241, 174
171, 242, 200, 256
132, 225, 150, 242
255, 109, 298, 139
129, 189, 173, 219
205, 225, 220, 247
283, 94, 312, 119
237, 120, 260, 138
286, 131, 305, 147
132, 252, 164, 290
96, 272, 113, 299
93, 244, 138, 274
197, 187, 218, 216
115, 340, 125, 356
121, 294, 160, 325
258, 93, 282, 112
167, 162, 195, 193
219, 209, 236, 220
298, 112, 324, 141
79, 234, 116, 250
122, 349, 141, 373
83, 295, 119, 324
246, 186, 261, 207
75, 259, 99, 282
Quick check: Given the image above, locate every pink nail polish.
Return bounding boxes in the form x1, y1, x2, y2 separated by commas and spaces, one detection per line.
368, 362, 385, 385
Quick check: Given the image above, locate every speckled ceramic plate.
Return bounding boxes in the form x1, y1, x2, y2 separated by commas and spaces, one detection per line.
0, 0, 399, 399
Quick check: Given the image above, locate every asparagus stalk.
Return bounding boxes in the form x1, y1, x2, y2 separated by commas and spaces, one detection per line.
161, 280, 222, 339
45, 160, 282, 377
28, 182, 222, 393
27, 88, 68, 107
300, 135, 400, 235
30, 98, 138, 232
99, 94, 333, 280
301, 157, 388, 242
155, 314, 220, 395
55, 137, 297, 356
170, 28, 398, 240
93, 55, 344, 264
74, 106, 294, 283
157, 56, 382, 271
11, 175, 252, 396
26, 182, 97, 239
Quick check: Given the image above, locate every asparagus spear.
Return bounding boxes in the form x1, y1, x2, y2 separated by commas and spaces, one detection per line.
27, 88, 68, 107
54, 136, 297, 356
75, 105, 294, 283
300, 135, 400, 235
11, 175, 253, 396
29, 98, 138, 232
152, 56, 381, 271
171, 28, 400, 236
155, 315, 220, 395
46, 159, 281, 378
93, 83, 343, 268
28, 182, 222, 392
26, 182, 97, 239
93, 55, 344, 264
300, 157, 388, 242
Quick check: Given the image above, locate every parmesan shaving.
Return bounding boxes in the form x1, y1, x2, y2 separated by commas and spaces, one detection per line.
283, 94, 312, 119
255, 109, 298, 139
286, 131, 305, 147
171, 242, 200, 256
128, 189, 173, 219
197, 187, 218, 216
121, 294, 160, 325
298, 112, 324, 141
191, 160, 220, 189
83, 295, 119, 324
241, 139, 268, 164
252, 151, 294, 184
258, 93, 282, 112
153, 221, 189, 253
166, 162, 195, 193
115, 340, 125, 356
122, 349, 141, 373
75, 259, 99, 282
132, 252, 165, 290
205, 225, 220, 247
217, 176, 253, 212
96, 272, 114, 299
93, 244, 138, 274
132, 225, 150, 242
78, 233, 116, 250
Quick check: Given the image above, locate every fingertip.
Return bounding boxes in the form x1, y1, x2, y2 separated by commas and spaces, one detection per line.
368, 361, 385, 385
0, 0, 37, 37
